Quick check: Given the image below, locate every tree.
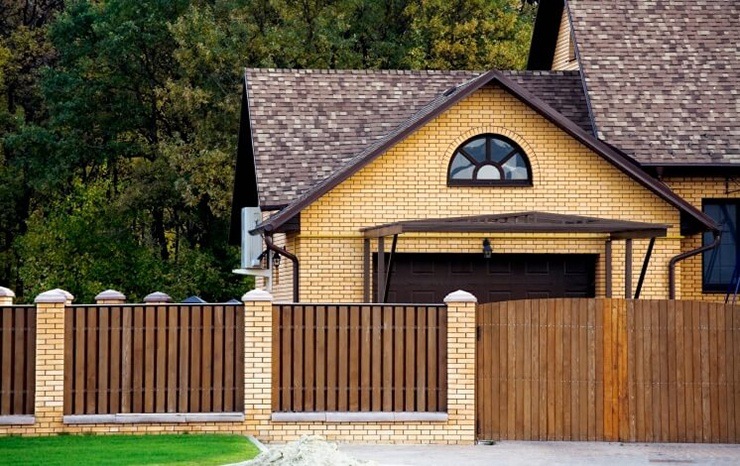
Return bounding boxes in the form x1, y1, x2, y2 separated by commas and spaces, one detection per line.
403, 0, 535, 70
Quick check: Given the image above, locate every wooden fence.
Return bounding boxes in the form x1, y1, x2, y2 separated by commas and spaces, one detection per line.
0, 305, 36, 416
273, 304, 447, 413
64, 304, 244, 415
477, 298, 740, 443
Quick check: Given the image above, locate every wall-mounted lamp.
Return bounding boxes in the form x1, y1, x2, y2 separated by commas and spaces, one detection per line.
483, 238, 492, 259
273, 253, 282, 268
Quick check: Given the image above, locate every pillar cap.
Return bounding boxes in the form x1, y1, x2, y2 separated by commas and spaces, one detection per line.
0, 286, 15, 298
51, 288, 74, 301
242, 289, 273, 302
35, 289, 68, 303
443, 290, 478, 304
95, 289, 126, 301
144, 291, 173, 303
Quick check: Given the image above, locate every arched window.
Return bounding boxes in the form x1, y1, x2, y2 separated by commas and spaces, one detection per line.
447, 134, 532, 186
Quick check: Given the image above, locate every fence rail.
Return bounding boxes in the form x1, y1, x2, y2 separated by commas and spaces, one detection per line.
63, 304, 244, 415
0, 305, 36, 416
477, 298, 740, 443
273, 304, 447, 413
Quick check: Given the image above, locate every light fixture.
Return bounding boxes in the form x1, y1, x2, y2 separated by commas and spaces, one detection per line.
273, 253, 281, 268
482, 238, 492, 259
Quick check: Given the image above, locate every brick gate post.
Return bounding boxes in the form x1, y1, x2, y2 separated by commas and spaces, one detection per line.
33, 289, 72, 434
242, 289, 273, 438
443, 289, 478, 444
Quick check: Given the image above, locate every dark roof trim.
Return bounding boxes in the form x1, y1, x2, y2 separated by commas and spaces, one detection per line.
228, 71, 260, 245
255, 70, 718, 236
361, 212, 668, 240
526, 0, 565, 70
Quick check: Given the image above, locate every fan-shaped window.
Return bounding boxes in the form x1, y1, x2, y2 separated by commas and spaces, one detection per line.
448, 134, 532, 186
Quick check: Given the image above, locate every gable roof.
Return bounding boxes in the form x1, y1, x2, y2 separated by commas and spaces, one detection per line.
530, 0, 740, 165
254, 70, 716, 235
245, 68, 592, 208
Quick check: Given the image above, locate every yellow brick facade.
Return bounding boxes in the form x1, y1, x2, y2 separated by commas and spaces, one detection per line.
665, 177, 737, 301
552, 6, 578, 70
273, 85, 687, 303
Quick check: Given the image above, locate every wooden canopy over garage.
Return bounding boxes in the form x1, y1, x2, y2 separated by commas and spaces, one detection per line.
360, 212, 668, 303
360, 211, 668, 240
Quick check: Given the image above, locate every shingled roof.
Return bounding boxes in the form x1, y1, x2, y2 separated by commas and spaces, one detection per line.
566, 0, 740, 165
246, 68, 592, 207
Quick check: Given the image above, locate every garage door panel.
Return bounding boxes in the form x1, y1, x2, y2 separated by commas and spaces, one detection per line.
376, 253, 596, 304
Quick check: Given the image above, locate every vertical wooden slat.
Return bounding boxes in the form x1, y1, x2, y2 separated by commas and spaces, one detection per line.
190, 306, 202, 412
97, 307, 109, 414
234, 303, 245, 412
316, 305, 327, 411
675, 300, 687, 442
545, 299, 555, 439
393, 306, 404, 411
74, 307, 86, 414
167, 306, 179, 412
382, 305, 392, 411
539, 300, 549, 439
26, 307, 36, 415
132, 306, 145, 413
212, 305, 224, 412
224, 305, 235, 412
305, 305, 316, 411
438, 305, 447, 412
617, 299, 629, 441
684, 300, 696, 442
155, 306, 167, 413
121, 306, 133, 413
85, 307, 98, 414
338, 305, 349, 411
200, 306, 213, 412
349, 305, 360, 411
634, 300, 645, 441
372, 305, 382, 411
326, 306, 337, 411
709, 303, 720, 442
693, 301, 704, 442
726, 303, 736, 442
700, 301, 711, 441
404, 306, 415, 411
562, 299, 572, 440
361, 305, 372, 411
144, 306, 155, 413
109, 307, 121, 414
578, 299, 589, 441
293, 305, 304, 411
2, 307, 13, 415
523, 300, 533, 440
530, 301, 540, 440
11, 308, 23, 414
178, 306, 190, 412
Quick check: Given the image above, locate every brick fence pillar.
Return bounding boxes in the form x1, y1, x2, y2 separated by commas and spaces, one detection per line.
242, 289, 273, 438
95, 289, 126, 305
443, 289, 478, 444
0, 286, 14, 306
34, 289, 72, 434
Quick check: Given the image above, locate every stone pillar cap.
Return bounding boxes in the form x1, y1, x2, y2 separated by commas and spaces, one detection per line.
95, 289, 126, 301
144, 291, 173, 303
443, 290, 478, 303
35, 289, 68, 303
0, 286, 15, 298
51, 288, 74, 301
242, 289, 273, 302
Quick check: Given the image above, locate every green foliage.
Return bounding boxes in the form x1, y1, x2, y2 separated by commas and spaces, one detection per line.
0, 0, 535, 302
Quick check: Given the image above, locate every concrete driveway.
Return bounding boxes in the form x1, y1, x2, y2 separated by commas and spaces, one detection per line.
339, 441, 740, 465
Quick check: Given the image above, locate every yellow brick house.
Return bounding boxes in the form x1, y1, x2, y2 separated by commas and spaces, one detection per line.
230, 0, 738, 305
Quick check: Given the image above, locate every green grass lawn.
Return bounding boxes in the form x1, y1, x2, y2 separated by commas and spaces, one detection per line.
0, 433, 261, 466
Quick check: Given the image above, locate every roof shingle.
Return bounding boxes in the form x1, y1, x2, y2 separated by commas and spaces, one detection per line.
568, 0, 740, 164
246, 68, 592, 207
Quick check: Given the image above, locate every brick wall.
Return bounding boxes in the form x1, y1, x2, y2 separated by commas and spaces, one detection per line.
552, 5, 579, 70
280, 85, 683, 302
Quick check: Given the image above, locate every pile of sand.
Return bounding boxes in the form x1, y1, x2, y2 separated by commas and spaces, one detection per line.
243, 436, 375, 466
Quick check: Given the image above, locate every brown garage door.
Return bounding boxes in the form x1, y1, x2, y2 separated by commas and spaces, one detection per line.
376, 253, 596, 303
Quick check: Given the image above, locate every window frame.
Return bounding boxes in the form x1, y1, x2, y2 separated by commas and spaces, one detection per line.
701, 198, 740, 293
446, 134, 533, 187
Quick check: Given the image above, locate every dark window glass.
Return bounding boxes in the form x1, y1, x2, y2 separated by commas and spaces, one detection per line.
703, 201, 739, 292
448, 134, 532, 186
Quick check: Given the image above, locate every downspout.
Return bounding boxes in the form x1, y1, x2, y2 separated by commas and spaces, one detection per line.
264, 234, 300, 302
668, 230, 720, 299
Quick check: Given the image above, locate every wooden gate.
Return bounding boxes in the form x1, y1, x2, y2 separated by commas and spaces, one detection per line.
476, 298, 740, 443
